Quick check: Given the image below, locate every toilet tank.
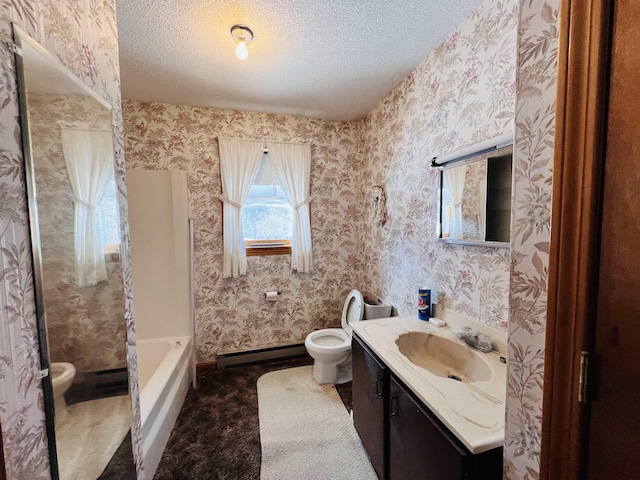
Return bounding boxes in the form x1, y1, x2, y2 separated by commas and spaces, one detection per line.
361, 290, 392, 320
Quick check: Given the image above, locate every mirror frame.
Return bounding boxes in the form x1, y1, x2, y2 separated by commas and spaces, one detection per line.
14, 24, 60, 479
434, 139, 513, 249
0, 417, 6, 480
12, 24, 123, 480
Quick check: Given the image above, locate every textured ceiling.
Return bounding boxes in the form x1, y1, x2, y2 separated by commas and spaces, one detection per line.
116, 0, 483, 121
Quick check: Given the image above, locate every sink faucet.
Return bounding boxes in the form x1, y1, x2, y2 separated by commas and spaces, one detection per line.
456, 327, 493, 353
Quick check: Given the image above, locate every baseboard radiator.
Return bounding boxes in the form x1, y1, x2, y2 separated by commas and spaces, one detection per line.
217, 343, 308, 369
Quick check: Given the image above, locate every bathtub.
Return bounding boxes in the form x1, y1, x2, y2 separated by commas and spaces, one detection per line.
137, 336, 193, 478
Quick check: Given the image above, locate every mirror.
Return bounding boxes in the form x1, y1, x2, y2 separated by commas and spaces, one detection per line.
437, 144, 513, 247
13, 26, 135, 479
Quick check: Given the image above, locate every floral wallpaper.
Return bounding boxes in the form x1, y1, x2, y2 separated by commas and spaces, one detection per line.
505, 1, 559, 478
358, 0, 559, 477
359, 0, 518, 331
29, 93, 127, 374
122, 101, 363, 363
0, 1, 144, 479
1, 0, 559, 479
121, 0, 520, 363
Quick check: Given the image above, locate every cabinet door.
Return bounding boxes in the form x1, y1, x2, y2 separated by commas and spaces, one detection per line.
389, 377, 469, 480
352, 334, 388, 479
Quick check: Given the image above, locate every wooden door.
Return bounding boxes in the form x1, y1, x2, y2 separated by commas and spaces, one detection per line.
586, 0, 640, 477
541, 0, 640, 477
352, 335, 387, 479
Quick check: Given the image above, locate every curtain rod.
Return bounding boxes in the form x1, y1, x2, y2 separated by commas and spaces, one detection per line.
216, 136, 310, 147
431, 132, 513, 167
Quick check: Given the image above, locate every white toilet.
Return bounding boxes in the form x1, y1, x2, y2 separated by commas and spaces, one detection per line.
51, 362, 76, 423
305, 289, 364, 384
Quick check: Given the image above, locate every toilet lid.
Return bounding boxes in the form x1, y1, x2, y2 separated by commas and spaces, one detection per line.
341, 289, 364, 336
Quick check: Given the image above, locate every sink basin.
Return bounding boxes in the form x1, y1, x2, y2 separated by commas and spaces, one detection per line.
395, 331, 492, 382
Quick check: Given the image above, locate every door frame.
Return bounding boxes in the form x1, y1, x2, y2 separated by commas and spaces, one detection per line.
540, 0, 614, 478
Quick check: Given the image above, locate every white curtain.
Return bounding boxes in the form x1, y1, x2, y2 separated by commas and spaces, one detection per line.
268, 142, 313, 273
61, 127, 114, 287
443, 165, 467, 239
218, 138, 264, 278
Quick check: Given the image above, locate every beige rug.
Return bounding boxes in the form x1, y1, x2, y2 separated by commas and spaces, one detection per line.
258, 366, 378, 480
56, 395, 132, 480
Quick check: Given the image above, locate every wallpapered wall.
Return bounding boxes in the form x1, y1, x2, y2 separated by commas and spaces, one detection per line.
354, 0, 559, 476
359, 0, 518, 331
358, 0, 559, 476
505, 0, 558, 478
0, 0, 559, 479
29, 94, 127, 373
0, 1, 144, 478
122, 102, 364, 362
122, 0, 518, 363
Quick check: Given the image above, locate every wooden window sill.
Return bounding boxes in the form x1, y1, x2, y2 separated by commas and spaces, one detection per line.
245, 240, 292, 256
246, 246, 291, 256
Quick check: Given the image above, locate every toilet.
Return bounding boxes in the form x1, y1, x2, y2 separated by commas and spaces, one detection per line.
305, 289, 364, 384
51, 362, 76, 423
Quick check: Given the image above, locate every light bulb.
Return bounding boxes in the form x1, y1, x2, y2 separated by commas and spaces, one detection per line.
235, 39, 248, 60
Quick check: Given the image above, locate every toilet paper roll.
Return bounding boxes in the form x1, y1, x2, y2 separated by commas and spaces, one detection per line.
265, 291, 278, 302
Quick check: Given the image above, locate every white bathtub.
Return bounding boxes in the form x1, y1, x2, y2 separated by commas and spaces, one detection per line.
137, 336, 192, 478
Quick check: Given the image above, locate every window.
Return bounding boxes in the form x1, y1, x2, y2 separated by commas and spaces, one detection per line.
61, 126, 118, 286
218, 137, 312, 277
242, 154, 293, 255
96, 175, 121, 254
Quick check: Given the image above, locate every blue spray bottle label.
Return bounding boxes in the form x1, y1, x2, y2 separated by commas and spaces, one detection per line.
418, 288, 431, 320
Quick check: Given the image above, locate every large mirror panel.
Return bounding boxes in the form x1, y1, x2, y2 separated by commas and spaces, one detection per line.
13, 26, 135, 479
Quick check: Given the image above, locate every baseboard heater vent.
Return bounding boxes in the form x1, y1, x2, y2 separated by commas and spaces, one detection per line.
217, 343, 308, 369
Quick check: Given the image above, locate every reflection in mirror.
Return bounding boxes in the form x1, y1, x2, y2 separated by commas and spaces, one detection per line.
438, 144, 513, 247
13, 26, 135, 479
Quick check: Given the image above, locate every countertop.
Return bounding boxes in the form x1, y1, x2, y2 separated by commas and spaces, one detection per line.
351, 315, 506, 454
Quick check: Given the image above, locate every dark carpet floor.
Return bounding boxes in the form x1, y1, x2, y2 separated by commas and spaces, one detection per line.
153, 356, 352, 480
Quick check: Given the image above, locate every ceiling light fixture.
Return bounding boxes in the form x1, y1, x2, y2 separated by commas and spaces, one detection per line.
230, 24, 253, 60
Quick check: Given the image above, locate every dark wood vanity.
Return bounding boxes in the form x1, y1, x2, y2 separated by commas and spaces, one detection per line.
352, 331, 389, 478
352, 333, 503, 479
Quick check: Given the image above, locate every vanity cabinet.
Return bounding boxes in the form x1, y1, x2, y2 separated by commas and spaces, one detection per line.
389, 377, 502, 479
352, 334, 388, 479
390, 375, 465, 478
352, 332, 503, 480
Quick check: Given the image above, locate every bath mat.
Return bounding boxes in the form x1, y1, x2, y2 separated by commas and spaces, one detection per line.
55, 395, 131, 480
257, 366, 377, 480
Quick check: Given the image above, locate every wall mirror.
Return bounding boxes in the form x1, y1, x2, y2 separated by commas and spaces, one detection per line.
434, 137, 513, 248
13, 25, 135, 479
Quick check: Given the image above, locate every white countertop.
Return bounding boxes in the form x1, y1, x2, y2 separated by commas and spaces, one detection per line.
351, 315, 506, 454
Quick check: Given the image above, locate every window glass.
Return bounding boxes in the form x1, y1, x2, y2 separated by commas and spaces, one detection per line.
441, 185, 452, 238
96, 176, 121, 248
242, 184, 294, 241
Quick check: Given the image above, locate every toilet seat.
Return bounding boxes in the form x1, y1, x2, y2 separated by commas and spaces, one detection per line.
50, 361, 76, 426
51, 362, 76, 387
341, 289, 364, 336
304, 289, 364, 384
306, 328, 350, 351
